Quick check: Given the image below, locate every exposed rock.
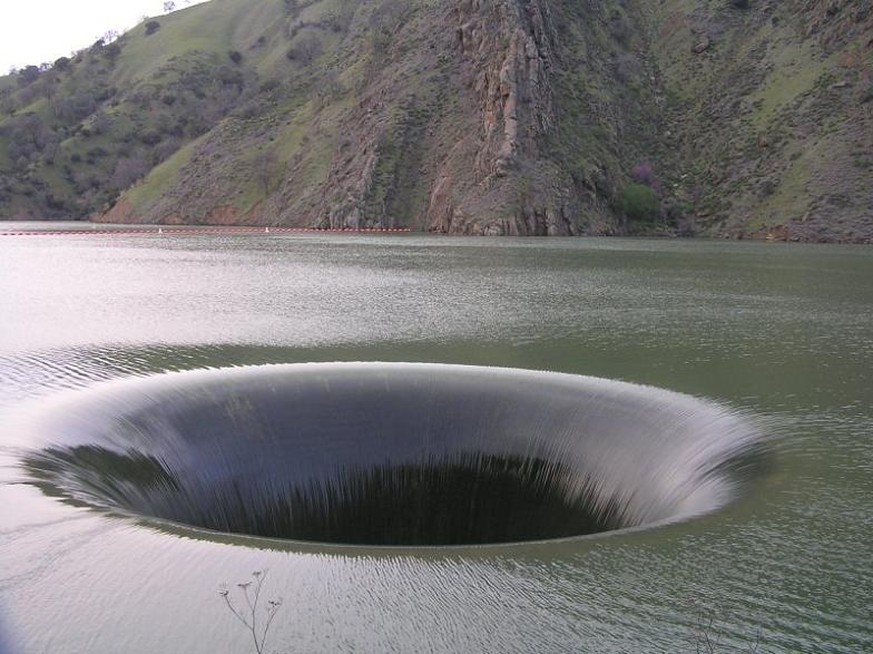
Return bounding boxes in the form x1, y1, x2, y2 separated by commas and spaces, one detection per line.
2, 0, 870, 242
693, 36, 712, 53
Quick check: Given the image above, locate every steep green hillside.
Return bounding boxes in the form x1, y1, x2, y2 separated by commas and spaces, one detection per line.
0, 0, 870, 240
643, 0, 873, 241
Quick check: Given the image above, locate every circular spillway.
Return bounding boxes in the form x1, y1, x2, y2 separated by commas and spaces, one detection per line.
17, 363, 765, 547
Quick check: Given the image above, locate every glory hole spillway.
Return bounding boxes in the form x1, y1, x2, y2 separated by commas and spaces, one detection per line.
16, 362, 765, 548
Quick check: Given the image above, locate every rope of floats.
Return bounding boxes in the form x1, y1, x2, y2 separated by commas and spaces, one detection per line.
0, 227, 413, 237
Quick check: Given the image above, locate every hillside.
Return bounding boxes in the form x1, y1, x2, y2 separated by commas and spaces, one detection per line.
0, 0, 870, 240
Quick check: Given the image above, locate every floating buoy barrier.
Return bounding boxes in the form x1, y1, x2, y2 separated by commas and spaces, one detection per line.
0, 226, 413, 237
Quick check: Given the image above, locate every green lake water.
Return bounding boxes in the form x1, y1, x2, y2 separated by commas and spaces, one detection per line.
0, 226, 871, 652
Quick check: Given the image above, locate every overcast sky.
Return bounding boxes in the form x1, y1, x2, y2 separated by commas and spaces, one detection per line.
0, 0, 210, 74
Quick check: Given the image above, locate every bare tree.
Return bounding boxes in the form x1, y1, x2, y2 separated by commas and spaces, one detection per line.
254, 149, 280, 195
0, 88, 16, 115
111, 157, 150, 190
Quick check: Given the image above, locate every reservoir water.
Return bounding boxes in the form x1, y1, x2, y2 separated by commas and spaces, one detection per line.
1, 226, 871, 652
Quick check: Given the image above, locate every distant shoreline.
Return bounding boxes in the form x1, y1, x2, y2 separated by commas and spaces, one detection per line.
1, 224, 870, 244
0, 225, 413, 237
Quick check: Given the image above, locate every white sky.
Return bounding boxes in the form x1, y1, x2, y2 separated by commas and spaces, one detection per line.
0, 0, 210, 74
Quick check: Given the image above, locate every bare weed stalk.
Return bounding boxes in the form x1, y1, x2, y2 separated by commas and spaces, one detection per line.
692, 602, 762, 653
219, 570, 283, 654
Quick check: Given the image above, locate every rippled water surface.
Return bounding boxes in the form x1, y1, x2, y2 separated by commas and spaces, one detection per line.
1, 226, 872, 652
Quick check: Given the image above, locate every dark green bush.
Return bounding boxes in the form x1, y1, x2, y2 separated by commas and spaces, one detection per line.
622, 183, 660, 222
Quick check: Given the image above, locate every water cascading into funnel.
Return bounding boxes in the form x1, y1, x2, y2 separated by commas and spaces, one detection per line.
18, 363, 766, 547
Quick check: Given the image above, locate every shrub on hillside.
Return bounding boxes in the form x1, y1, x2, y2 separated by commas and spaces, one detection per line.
104, 42, 122, 60
622, 183, 660, 222
286, 34, 323, 64
16, 65, 41, 87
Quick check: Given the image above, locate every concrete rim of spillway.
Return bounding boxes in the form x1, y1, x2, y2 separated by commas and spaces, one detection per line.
10, 362, 769, 552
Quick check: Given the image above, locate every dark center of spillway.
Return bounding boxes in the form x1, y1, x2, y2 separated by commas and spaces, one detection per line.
18, 363, 765, 547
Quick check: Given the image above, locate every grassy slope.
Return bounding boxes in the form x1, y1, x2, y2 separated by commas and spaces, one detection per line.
109, 0, 288, 220
0, 0, 870, 240
0, 0, 309, 222
644, 0, 872, 240
112, 0, 282, 84
114, 0, 370, 225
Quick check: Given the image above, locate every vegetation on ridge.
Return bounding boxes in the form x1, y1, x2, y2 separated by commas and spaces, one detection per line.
0, 0, 870, 241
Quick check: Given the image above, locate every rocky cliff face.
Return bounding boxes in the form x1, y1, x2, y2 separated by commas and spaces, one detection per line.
1, 0, 871, 241
420, 0, 660, 235
429, 0, 573, 235
271, 0, 592, 236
